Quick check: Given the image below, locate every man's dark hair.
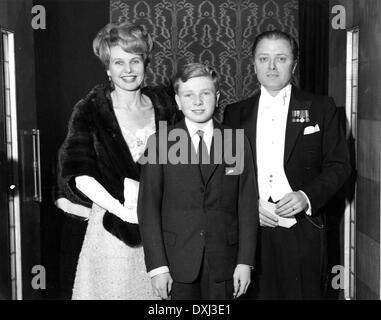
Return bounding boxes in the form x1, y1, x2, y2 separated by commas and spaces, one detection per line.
251, 30, 299, 61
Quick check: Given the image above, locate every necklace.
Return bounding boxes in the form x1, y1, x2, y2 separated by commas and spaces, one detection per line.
136, 136, 144, 147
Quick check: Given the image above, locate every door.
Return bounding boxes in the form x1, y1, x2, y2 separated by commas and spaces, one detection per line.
344, 27, 358, 300
0, 27, 11, 300
0, 0, 41, 300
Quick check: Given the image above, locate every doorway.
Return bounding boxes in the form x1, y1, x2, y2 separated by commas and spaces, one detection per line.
0, 0, 41, 300
0, 27, 23, 301
344, 27, 359, 300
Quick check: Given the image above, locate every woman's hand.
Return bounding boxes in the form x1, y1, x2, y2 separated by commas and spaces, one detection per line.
120, 204, 139, 224
120, 177, 140, 224
74, 175, 139, 223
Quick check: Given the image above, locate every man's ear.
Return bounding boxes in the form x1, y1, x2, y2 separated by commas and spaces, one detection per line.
175, 94, 182, 110
215, 90, 221, 105
292, 61, 298, 74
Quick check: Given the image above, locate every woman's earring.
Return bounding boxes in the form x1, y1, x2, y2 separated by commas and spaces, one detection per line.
108, 75, 115, 90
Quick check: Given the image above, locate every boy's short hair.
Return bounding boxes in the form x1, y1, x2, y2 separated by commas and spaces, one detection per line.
172, 63, 219, 94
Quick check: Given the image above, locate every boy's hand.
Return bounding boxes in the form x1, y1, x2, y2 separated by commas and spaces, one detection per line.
233, 264, 251, 298
151, 272, 173, 300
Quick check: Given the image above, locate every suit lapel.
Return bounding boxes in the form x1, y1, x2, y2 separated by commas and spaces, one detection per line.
202, 120, 221, 185
241, 94, 260, 174
284, 86, 312, 165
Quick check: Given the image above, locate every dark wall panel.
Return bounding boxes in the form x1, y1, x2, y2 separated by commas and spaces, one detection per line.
354, 0, 381, 300
34, 0, 109, 299
110, 0, 299, 107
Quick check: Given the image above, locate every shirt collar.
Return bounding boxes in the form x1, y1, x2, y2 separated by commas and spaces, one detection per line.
260, 84, 292, 107
185, 118, 214, 138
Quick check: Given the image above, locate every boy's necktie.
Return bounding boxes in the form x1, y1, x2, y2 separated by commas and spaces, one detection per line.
197, 130, 210, 181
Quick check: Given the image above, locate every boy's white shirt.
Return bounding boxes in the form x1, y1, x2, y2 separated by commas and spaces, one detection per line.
185, 117, 214, 154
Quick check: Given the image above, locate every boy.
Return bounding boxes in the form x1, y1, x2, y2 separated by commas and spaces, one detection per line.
138, 63, 258, 300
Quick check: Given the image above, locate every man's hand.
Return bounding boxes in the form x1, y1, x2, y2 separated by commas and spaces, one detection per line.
151, 272, 173, 300
259, 202, 278, 227
275, 191, 308, 217
233, 264, 251, 298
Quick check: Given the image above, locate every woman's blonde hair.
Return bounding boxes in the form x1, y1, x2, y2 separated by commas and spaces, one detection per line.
93, 22, 154, 68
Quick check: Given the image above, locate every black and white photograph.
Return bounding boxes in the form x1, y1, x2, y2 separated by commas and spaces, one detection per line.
0, 0, 379, 305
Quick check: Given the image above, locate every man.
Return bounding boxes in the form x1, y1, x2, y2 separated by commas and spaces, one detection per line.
224, 30, 351, 299
138, 63, 258, 300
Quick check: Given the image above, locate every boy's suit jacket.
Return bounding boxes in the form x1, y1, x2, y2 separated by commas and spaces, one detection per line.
138, 119, 258, 283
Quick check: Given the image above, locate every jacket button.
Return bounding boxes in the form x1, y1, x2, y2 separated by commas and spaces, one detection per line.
200, 230, 205, 236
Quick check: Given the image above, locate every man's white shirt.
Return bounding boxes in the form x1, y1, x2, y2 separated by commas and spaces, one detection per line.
256, 84, 312, 215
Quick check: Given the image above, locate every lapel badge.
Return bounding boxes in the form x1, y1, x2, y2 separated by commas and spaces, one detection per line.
292, 109, 310, 123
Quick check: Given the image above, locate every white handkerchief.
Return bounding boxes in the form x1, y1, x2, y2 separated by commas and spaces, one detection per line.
260, 199, 297, 228
303, 124, 320, 135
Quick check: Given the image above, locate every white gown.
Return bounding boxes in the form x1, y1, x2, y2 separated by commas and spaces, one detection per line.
72, 117, 157, 300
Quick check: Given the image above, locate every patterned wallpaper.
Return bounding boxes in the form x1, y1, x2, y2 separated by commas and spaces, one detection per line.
110, 0, 298, 108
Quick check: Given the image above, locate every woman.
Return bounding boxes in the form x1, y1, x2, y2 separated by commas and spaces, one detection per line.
57, 22, 179, 299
